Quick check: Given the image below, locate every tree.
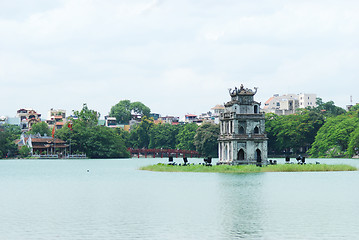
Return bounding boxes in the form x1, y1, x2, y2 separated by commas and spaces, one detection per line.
1, 124, 21, 140
148, 123, 179, 149
115, 127, 131, 148
131, 101, 150, 117
109, 100, 151, 124
308, 112, 359, 157
176, 123, 198, 150
19, 145, 31, 158
0, 125, 20, 158
129, 116, 154, 148
56, 104, 130, 158
73, 103, 100, 127
265, 109, 324, 155
347, 127, 359, 157
84, 126, 130, 158
194, 123, 219, 157
109, 100, 132, 124
29, 122, 51, 136
308, 98, 346, 117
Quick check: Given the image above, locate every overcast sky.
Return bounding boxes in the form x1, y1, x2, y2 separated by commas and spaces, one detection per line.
1, 0, 358, 119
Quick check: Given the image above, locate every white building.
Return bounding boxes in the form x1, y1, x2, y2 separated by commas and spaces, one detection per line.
210, 105, 225, 124
263, 93, 317, 115
16, 108, 42, 132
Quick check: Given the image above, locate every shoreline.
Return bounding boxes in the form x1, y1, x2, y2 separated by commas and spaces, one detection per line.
140, 163, 357, 173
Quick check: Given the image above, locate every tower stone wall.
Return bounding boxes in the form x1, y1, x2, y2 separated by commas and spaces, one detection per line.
218, 85, 268, 165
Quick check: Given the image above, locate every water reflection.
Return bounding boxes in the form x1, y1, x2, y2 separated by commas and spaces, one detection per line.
217, 173, 265, 239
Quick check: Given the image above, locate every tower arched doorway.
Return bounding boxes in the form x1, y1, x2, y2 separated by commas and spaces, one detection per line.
255, 149, 262, 163
237, 149, 245, 160
254, 126, 259, 134
223, 144, 228, 161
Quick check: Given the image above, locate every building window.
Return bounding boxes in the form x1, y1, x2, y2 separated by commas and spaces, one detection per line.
239, 126, 245, 134
254, 126, 259, 134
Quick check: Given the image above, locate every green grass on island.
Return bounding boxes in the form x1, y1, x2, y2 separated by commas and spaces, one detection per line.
140, 163, 357, 173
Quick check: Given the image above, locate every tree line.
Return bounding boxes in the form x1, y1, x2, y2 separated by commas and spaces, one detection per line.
266, 98, 359, 158
0, 102, 219, 158
1, 98, 359, 159
56, 103, 219, 158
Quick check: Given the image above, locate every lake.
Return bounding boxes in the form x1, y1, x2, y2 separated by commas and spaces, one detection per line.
0, 157, 358, 240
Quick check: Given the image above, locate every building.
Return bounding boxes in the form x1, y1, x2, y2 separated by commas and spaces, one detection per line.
185, 114, 197, 123
0, 116, 21, 128
218, 85, 268, 165
16, 133, 69, 157
16, 108, 42, 132
160, 116, 179, 125
46, 109, 67, 130
263, 93, 317, 115
211, 105, 225, 124
105, 116, 118, 128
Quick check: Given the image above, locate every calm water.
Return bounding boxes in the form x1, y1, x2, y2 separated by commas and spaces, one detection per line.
0, 158, 359, 240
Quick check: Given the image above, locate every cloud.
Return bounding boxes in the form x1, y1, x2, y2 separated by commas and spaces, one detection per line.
1, 0, 359, 118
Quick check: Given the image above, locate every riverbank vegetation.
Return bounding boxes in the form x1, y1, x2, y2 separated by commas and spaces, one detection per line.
55, 103, 218, 158
1, 98, 359, 159
266, 99, 359, 158
140, 163, 357, 173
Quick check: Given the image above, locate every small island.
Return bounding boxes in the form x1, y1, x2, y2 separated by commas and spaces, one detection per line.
140, 163, 357, 173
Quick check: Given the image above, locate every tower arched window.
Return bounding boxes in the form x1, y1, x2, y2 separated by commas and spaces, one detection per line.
239, 126, 245, 134
254, 126, 259, 134
254, 105, 259, 113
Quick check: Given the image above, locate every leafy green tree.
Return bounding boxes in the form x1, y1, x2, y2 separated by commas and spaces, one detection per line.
347, 127, 359, 157
131, 101, 150, 117
109, 100, 151, 124
265, 110, 324, 155
129, 116, 154, 148
308, 98, 346, 117
115, 127, 131, 148
194, 123, 219, 157
73, 103, 100, 127
109, 100, 132, 124
56, 104, 130, 158
29, 122, 51, 136
176, 123, 198, 150
308, 112, 359, 157
0, 125, 20, 158
19, 145, 31, 158
149, 123, 179, 149
2, 124, 21, 140
84, 126, 130, 158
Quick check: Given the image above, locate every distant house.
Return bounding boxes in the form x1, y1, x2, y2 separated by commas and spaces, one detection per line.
185, 114, 197, 123
46, 109, 66, 130
262, 93, 317, 115
16, 108, 42, 132
105, 116, 117, 128
150, 113, 160, 121
160, 116, 179, 125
